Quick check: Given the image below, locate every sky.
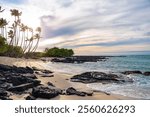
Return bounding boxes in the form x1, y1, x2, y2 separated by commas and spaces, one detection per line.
0, 0, 150, 55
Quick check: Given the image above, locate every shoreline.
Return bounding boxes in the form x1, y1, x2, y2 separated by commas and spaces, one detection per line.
0, 56, 132, 100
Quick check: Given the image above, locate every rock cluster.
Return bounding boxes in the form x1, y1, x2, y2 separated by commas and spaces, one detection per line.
0, 64, 93, 100
51, 56, 108, 63
0, 64, 41, 99
71, 72, 133, 84
122, 71, 150, 76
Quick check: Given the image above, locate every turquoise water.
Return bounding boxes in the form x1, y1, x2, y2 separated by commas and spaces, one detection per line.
47, 55, 150, 99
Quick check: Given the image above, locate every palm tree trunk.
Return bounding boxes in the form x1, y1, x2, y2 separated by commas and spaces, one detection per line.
31, 38, 39, 52
5, 26, 7, 39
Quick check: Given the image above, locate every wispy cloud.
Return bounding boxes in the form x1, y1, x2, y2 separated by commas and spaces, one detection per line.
1, 0, 150, 54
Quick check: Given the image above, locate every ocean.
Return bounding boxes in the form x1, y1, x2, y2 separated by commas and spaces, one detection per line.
46, 55, 150, 99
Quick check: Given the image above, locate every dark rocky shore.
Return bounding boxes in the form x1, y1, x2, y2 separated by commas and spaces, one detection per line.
0, 63, 149, 100
0, 64, 93, 100
50, 56, 127, 63
70, 71, 150, 84
50, 56, 108, 63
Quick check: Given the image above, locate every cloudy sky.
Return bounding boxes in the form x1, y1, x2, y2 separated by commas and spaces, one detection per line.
0, 0, 150, 55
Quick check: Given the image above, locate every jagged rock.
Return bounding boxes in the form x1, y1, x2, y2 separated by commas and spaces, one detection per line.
51, 56, 108, 63
32, 86, 59, 99
0, 88, 7, 96
42, 70, 53, 74
8, 82, 40, 92
66, 87, 77, 95
66, 87, 93, 97
47, 82, 55, 87
32, 67, 40, 71
35, 71, 40, 74
22, 74, 37, 79
122, 71, 142, 75
0, 83, 12, 89
76, 91, 86, 96
0, 64, 34, 74
71, 72, 132, 84
41, 74, 54, 77
84, 91, 93, 96
0, 96, 13, 100
143, 72, 150, 76
25, 95, 36, 100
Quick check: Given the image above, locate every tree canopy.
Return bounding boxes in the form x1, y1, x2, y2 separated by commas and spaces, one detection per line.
44, 47, 74, 57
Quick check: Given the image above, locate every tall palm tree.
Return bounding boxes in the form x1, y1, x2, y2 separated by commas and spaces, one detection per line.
0, 6, 5, 13
31, 27, 41, 52
8, 30, 14, 45
0, 18, 8, 38
23, 25, 29, 52
27, 27, 34, 52
19, 23, 26, 48
31, 33, 41, 52
10, 9, 22, 46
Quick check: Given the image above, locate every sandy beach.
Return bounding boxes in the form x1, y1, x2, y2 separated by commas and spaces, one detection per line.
0, 56, 130, 100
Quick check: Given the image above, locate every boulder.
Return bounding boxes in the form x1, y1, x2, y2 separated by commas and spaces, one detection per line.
47, 82, 55, 87
0, 88, 8, 96
66, 87, 93, 97
51, 56, 108, 63
71, 72, 131, 84
0, 96, 13, 100
0, 83, 12, 89
122, 71, 142, 75
42, 70, 53, 74
66, 87, 77, 95
8, 83, 38, 92
143, 72, 150, 76
41, 74, 54, 77
25, 95, 36, 100
32, 86, 59, 99
22, 74, 37, 79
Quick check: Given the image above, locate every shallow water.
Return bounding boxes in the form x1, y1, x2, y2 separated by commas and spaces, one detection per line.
47, 55, 150, 99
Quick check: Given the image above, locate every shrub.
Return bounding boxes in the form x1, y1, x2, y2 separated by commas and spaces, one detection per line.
0, 36, 8, 55
45, 47, 74, 57
4, 45, 24, 57
24, 52, 44, 59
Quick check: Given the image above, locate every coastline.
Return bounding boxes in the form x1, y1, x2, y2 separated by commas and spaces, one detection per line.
0, 56, 131, 100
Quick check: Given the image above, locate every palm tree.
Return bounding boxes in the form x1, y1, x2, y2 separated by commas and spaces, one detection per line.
8, 30, 14, 45
31, 27, 41, 52
10, 9, 22, 46
0, 18, 8, 38
27, 27, 34, 52
19, 23, 26, 48
23, 25, 29, 52
31, 33, 41, 52
0, 6, 5, 13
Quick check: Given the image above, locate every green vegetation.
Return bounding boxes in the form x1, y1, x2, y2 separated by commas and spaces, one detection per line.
44, 47, 74, 57
0, 36, 8, 55
4, 45, 24, 57
24, 52, 44, 59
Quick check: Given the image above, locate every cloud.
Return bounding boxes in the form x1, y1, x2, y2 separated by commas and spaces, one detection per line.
1, 0, 150, 54
65, 37, 150, 48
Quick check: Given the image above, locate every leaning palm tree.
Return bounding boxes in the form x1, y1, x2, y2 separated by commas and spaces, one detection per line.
27, 27, 34, 52
31, 33, 41, 52
0, 18, 8, 38
31, 27, 41, 52
19, 23, 26, 48
0, 6, 5, 13
10, 9, 22, 46
8, 30, 14, 45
